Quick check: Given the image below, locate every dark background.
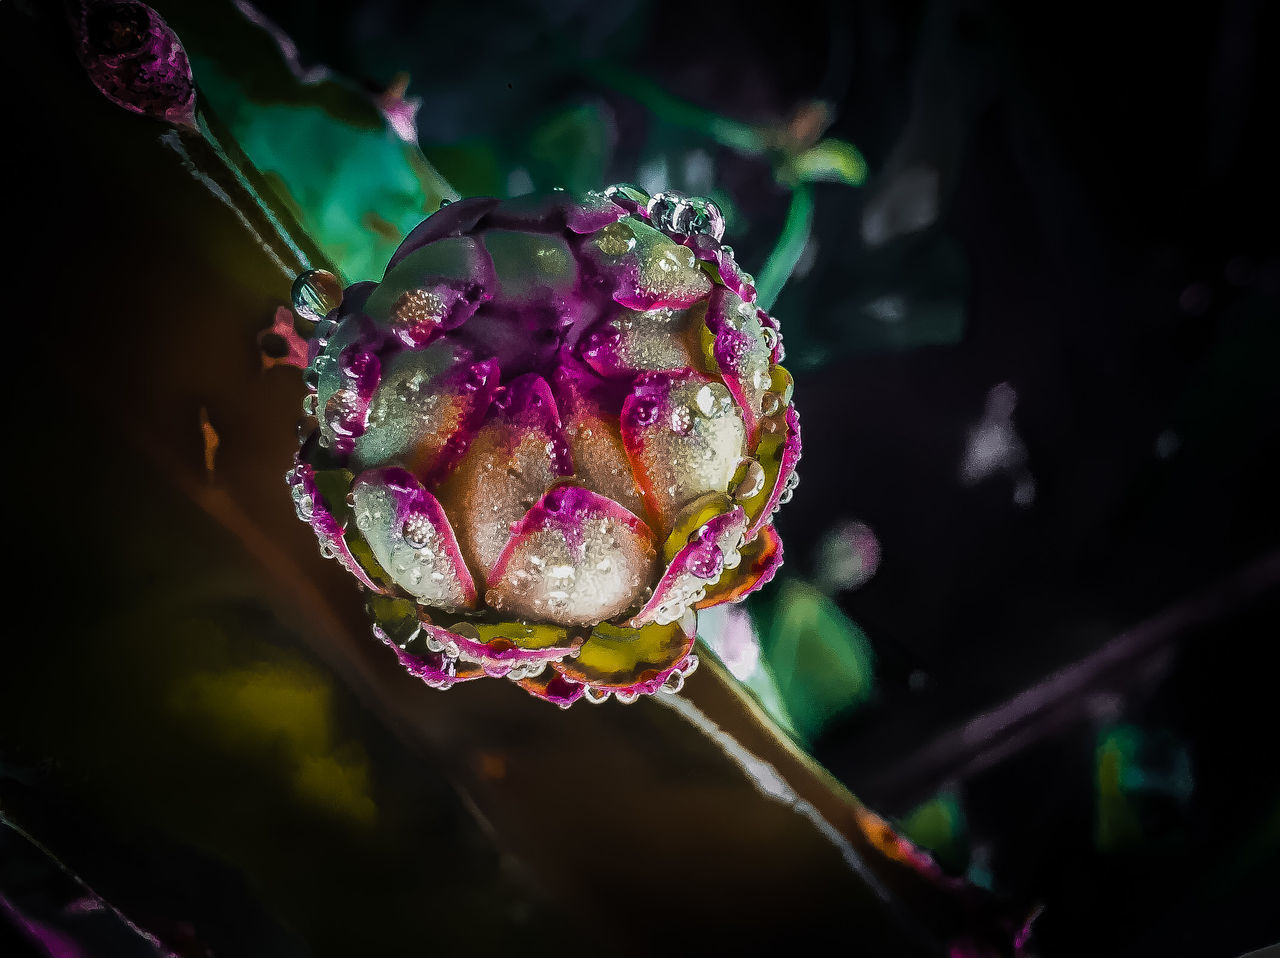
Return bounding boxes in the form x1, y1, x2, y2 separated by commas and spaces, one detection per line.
3, 1, 1278, 955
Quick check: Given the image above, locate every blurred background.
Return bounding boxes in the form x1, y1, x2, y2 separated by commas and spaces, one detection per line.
3, 1, 1278, 955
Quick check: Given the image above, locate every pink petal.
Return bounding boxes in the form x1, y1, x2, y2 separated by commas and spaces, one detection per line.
353, 346, 499, 484
287, 461, 387, 594
365, 237, 496, 345
386, 199, 500, 271
435, 373, 573, 582
350, 467, 477, 612
372, 622, 486, 689
565, 192, 628, 233
580, 218, 713, 311
482, 230, 579, 308
697, 523, 784, 608
627, 505, 746, 627
744, 404, 802, 541
417, 620, 584, 672
715, 247, 757, 303
551, 369, 649, 521
487, 485, 658, 627
619, 369, 746, 535
579, 304, 702, 379
705, 287, 773, 440
518, 671, 585, 708
758, 310, 785, 364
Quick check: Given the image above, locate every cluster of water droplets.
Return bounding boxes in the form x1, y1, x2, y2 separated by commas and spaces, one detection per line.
349, 481, 469, 609
645, 192, 727, 242
595, 183, 756, 296
289, 477, 314, 523
648, 497, 746, 627
485, 483, 659, 627
582, 652, 700, 705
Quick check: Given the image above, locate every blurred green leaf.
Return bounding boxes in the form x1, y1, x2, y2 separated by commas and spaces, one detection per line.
527, 102, 614, 195
785, 138, 869, 187
896, 791, 969, 875
424, 140, 507, 199
752, 579, 877, 743
192, 56, 452, 282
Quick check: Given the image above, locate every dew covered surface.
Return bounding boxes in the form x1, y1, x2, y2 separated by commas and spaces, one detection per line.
290, 187, 801, 705
5, 1, 1280, 957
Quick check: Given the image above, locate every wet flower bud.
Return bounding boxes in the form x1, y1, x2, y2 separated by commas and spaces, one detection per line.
287, 188, 800, 706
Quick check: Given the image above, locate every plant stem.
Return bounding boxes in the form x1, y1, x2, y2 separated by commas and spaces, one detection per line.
756, 183, 814, 311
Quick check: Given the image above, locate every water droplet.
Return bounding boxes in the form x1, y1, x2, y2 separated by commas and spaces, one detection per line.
594, 221, 636, 258
631, 397, 660, 426
688, 545, 724, 581
402, 513, 435, 549
778, 471, 799, 505
294, 492, 314, 521
655, 600, 684, 625
324, 389, 362, 436
694, 384, 718, 417
645, 192, 684, 231
292, 269, 343, 323
603, 183, 650, 209
730, 458, 765, 501
645, 191, 726, 241
671, 405, 694, 435
760, 391, 784, 417
462, 363, 490, 391
760, 326, 779, 352
768, 366, 795, 404
760, 413, 785, 435
302, 393, 320, 417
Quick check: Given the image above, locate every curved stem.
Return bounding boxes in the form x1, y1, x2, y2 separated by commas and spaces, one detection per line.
756, 183, 814, 311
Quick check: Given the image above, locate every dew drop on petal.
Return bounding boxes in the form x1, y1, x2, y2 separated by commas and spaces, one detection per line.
292, 269, 344, 323
731, 458, 766, 502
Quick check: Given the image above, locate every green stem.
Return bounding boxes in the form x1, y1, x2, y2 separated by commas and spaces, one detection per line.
581, 60, 766, 155
756, 184, 814, 311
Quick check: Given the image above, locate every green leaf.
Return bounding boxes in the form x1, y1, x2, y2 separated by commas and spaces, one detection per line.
896, 791, 969, 875
526, 102, 613, 196
192, 57, 452, 283
786, 138, 869, 187
423, 141, 507, 199
752, 579, 877, 743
